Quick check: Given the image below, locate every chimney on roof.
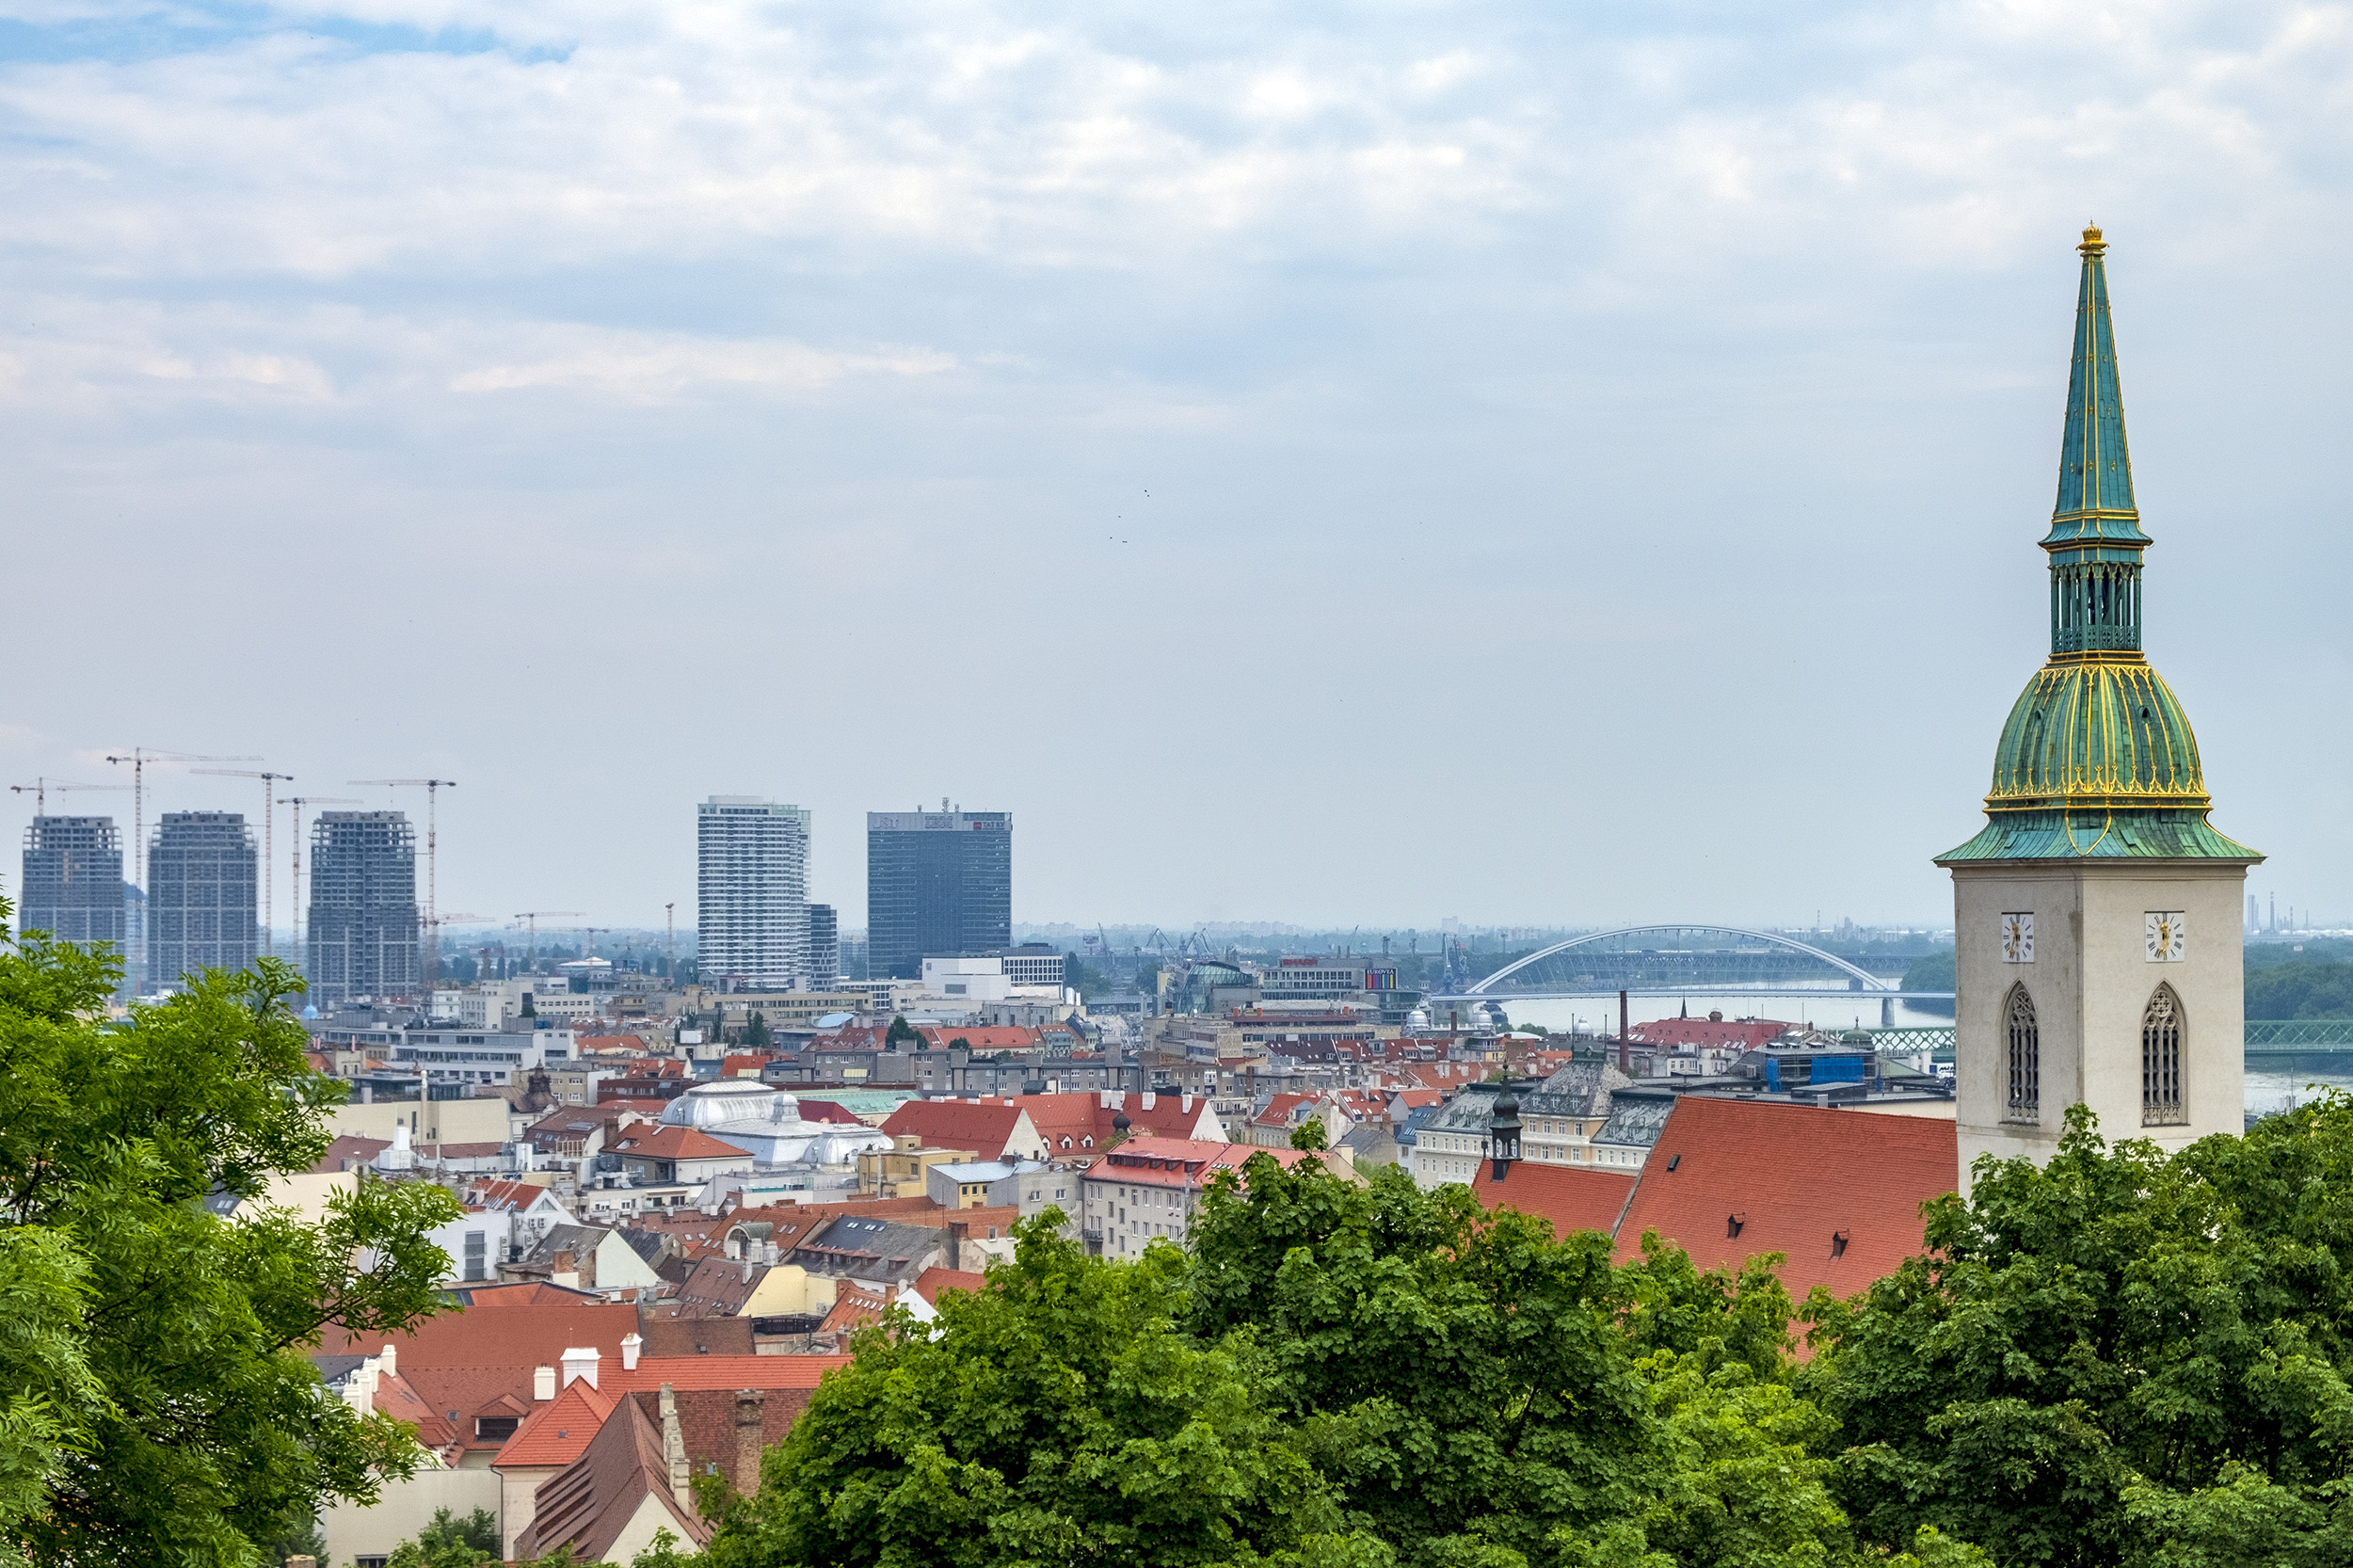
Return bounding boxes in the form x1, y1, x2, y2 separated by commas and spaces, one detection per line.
561, 1347, 600, 1390
948, 1221, 968, 1272
534, 1365, 556, 1400
376, 1343, 397, 1378
733, 1388, 766, 1496
621, 1332, 643, 1372
661, 1384, 692, 1511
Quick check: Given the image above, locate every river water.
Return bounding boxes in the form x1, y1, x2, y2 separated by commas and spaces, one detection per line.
1489, 991, 2346, 1119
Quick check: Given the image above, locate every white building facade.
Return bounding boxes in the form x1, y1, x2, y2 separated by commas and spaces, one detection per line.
697, 796, 811, 990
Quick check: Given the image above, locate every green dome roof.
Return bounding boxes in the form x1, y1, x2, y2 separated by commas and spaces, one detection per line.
1937, 228, 2258, 867
1941, 652, 2256, 862
1987, 655, 2204, 811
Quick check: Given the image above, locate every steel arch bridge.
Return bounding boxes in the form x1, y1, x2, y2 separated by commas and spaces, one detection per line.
1443, 924, 1910, 1002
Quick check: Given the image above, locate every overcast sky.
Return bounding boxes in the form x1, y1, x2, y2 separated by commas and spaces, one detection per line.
4, 0, 2347, 936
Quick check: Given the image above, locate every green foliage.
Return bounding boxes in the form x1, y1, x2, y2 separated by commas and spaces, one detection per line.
520, 990, 536, 1016
1898, 952, 1955, 1016
1184, 1154, 1848, 1568
741, 1010, 772, 1049
0, 898, 466, 1567
386, 1506, 501, 1567
1288, 1116, 1329, 1152
885, 1015, 921, 1050
2244, 962, 2353, 1020
699, 1211, 1371, 1567
1806, 1098, 2353, 1567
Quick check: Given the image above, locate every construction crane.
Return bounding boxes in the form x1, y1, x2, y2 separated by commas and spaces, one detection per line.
580, 925, 607, 963
423, 915, 488, 994
102, 749, 260, 888
665, 903, 676, 984
512, 912, 583, 974
350, 779, 457, 936
191, 770, 294, 957
8, 779, 128, 814
282, 796, 358, 956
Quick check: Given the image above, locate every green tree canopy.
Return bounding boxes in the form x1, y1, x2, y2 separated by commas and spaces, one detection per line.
885, 1015, 921, 1050
696, 1150, 1993, 1568
1805, 1099, 2353, 1567
0, 898, 465, 1566
701, 1211, 1377, 1568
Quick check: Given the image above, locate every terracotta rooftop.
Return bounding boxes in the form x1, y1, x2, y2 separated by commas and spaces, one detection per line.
793, 1099, 867, 1125
1093, 1137, 1336, 1190
1611, 1096, 1957, 1304
1470, 1160, 1636, 1240
1016, 1091, 1219, 1151
877, 1099, 1034, 1160
913, 1266, 986, 1304
311, 1134, 392, 1174
611, 1125, 752, 1161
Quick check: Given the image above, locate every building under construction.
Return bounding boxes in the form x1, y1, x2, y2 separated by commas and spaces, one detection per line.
306, 810, 419, 1004
147, 811, 257, 991
18, 815, 130, 998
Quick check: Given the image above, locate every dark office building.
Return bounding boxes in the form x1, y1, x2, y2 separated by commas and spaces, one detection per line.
806, 902, 840, 986
19, 815, 129, 997
866, 808, 1011, 979
306, 810, 420, 1005
147, 811, 258, 990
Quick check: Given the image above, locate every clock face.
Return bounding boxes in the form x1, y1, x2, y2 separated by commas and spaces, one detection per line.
2146, 911, 2186, 962
2000, 912, 2035, 963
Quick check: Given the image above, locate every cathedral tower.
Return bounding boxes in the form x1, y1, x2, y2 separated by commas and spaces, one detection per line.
1938, 227, 2260, 1176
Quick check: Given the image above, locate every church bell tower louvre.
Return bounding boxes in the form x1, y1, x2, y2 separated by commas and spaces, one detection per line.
1936, 225, 2261, 1182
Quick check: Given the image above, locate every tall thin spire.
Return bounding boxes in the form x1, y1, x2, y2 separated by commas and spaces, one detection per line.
2046, 225, 2146, 543
2041, 225, 2150, 656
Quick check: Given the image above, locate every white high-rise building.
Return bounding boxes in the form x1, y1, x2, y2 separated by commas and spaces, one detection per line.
696, 796, 811, 989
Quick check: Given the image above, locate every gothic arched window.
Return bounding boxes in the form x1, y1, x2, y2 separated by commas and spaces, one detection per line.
2143, 986, 2185, 1125
2005, 985, 2040, 1122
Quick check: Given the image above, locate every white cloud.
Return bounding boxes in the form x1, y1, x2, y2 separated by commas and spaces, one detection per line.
448, 331, 954, 399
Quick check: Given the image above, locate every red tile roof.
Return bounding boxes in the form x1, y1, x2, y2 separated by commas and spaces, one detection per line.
913, 1267, 986, 1304
793, 1099, 867, 1125
495, 1378, 618, 1468
456, 1281, 605, 1308
877, 1100, 1033, 1160
920, 1025, 1044, 1051
470, 1178, 564, 1212
820, 1282, 890, 1334
322, 1299, 641, 1453
1093, 1137, 1336, 1190
1611, 1096, 1956, 1304
1470, 1161, 1637, 1239
1627, 1017, 1792, 1049
612, 1125, 751, 1160
1016, 1091, 1220, 1151
312, 1134, 392, 1173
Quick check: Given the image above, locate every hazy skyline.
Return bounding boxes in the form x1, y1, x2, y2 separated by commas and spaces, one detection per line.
6, 1, 2348, 933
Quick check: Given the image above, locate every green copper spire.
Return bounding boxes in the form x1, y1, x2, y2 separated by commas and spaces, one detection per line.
2041, 225, 2150, 655
1937, 225, 2260, 866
